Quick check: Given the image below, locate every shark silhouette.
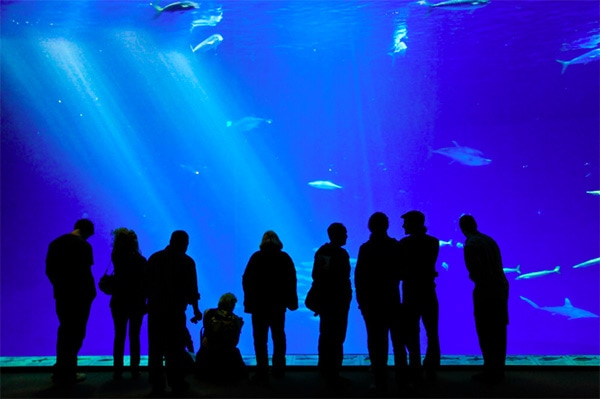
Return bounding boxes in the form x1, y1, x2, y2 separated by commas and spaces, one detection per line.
520, 296, 599, 320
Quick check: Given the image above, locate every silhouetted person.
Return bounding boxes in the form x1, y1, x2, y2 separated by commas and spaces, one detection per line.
242, 230, 298, 386
195, 293, 247, 384
355, 212, 405, 393
311, 223, 352, 384
109, 227, 147, 380
398, 210, 441, 380
146, 230, 202, 395
45, 218, 96, 385
459, 215, 509, 384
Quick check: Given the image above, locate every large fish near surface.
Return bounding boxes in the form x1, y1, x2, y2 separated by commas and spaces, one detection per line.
556, 48, 600, 74
191, 34, 223, 53
308, 180, 343, 190
153, 1, 199, 15
572, 257, 600, 269
226, 116, 272, 132
515, 265, 560, 280
429, 141, 491, 166
419, 0, 490, 11
520, 296, 599, 320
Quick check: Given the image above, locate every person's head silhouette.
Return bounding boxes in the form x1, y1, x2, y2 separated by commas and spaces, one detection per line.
368, 212, 389, 235
169, 230, 189, 253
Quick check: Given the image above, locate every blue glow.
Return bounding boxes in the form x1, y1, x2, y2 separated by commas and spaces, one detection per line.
1, 1, 598, 358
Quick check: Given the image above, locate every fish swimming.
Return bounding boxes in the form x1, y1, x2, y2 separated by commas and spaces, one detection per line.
520, 296, 599, 320
572, 257, 600, 269
191, 34, 223, 53
586, 190, 600, 196
308, 180, 343, 190
153, 1, 200, 14
226, 117, 272, 132
419, 0, 490, 11
439, 239, 453, 247
556, 48, 600, 74
429, 141, 492, 166
190, 14, 223, 30
441, 261, 449, 271
515, 265, 560, 280
503, 265, 521, 274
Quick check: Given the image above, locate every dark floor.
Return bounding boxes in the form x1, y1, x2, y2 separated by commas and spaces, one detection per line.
1, 366, 599, 398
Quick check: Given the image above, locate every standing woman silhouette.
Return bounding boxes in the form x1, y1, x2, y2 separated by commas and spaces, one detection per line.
109, 228, 148, 380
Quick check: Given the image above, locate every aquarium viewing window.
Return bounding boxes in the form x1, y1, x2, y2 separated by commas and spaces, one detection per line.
1, 0, 598, 359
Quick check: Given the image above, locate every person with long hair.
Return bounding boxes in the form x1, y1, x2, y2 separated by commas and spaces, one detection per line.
109, 227, 148, 380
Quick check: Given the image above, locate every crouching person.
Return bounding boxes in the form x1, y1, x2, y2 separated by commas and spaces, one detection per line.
195, 293, 247, 384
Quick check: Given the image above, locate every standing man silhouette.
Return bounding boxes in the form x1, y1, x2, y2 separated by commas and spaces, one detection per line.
311, 222, 353, 384
398, 210, 441, 380
146, 230, 202, 395
459, 214, 509, 384
355, 212, 405, 393
46, 218, 96, 385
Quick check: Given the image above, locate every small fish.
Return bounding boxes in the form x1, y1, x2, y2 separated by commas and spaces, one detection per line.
455, 242, 464, 249
191, 34, 223, 53
226, 117, 272, 132
503, 265, 521, 274
572, 257, 600, 269
556, 48, 600, 74
515, 266, 560, 280
308, 180, 343, 190
520, 296, 599, 320
153, 1, 199, 14
586, 190, 600, 196
429, 141, 491, 166
441, 261, 449, 271
439, 239, 453, 247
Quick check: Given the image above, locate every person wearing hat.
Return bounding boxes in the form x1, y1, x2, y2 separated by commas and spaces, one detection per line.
398, 210, 441, 381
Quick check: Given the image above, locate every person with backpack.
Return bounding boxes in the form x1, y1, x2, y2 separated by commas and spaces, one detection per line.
195, 293, 247, 383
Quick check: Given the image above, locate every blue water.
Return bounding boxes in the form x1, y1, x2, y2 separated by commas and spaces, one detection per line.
1, 0, 598, 358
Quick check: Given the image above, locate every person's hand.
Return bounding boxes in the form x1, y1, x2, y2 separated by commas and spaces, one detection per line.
190, 309, 202, 324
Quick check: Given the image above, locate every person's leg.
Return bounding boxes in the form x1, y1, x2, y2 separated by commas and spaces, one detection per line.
318, 311, 334, 377
54, 298, 92, 382
333, 303, 350, 375
363, 312, 389, 392
128, 313, 144, 377
390, 304, 410, 387
402, 301, 422, 376
111, 307, 127, 378
164, 311, 188, 392
54, 299, 76, 380
147, 311, 166, 392
422, 291, 441, 372
251, 314, 270, 378
270, 311, 287, 376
